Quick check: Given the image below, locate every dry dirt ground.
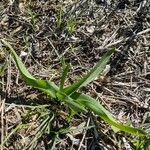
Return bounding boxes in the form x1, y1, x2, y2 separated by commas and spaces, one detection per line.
0, 0, 150, 149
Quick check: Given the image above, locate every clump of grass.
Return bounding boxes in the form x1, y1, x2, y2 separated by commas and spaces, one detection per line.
56, 8, 63, 29
27, 9, 38, 30
132, 112, 150, 150
56, 8, 77, 34
133, 136, 150, 150
66, 17, 77, 33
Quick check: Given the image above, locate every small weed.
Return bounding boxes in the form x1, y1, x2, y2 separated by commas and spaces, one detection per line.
28, 9, 38, 30
56, 8, 64, 29
132, 136, 150, 150
66, 17, 77, 33
56, 8, 77, 34
0, 40, 147, 149
1, 39, 147, 137
132, 112, 150, 150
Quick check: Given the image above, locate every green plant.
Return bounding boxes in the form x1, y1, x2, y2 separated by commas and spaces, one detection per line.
0, 61, 7, 77
132, 136, 150, 150
1, 39, 146, 137
0, 49, 7, 76
66, 17, 77, 33
28, 9, 38, 30
56, 8, 64, 28
56, 9, 77, 33
132, 112, 150, 150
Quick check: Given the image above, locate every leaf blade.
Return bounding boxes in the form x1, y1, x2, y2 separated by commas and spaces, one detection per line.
71, 92, 146, 136
60, 61, 70, 91
64, 48, 115, 95
1, 39, 58, 98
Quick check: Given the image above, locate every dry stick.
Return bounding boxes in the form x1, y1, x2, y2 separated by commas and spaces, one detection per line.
59, 46, 70, 58
4, 103, 50, 109
78, 117, 90, 150
0, 100, 5, 150
6, 55, 12, 96
64, 0, 88, 17
96, 28, 150, 50
47, 38, 61, 59
102, 29, 119, 47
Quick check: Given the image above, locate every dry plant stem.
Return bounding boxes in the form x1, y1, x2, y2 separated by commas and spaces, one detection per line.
96, 28, 150, 50
6, 55, 12, 96
102, 29, 119, 47
47, 37, 60, 59
78, 117, 90, 150
0, 100, 5, 150
59, 46, 70, 58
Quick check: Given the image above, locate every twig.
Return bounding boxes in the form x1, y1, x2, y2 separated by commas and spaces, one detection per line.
78, 117, 90, 150
96, 28, 150, 50
0, 99, 5, 150
47, 38, 60, 59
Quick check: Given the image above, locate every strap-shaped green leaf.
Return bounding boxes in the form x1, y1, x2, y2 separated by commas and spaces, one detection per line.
71, 92, 146, 136
56, 91, 87, 112
60, 61, 70, 91
1, 39, 58, 98
1, 39, 35, 80
63, 48, 115, 95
